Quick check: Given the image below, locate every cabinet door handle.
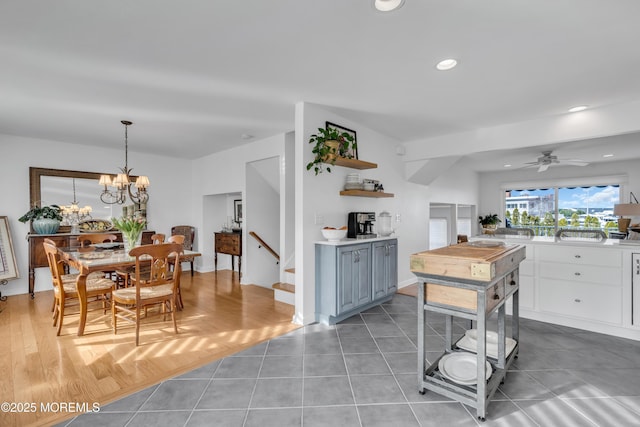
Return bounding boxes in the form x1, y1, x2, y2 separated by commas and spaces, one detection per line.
574, 254, 581, 259
510, 280, 516, 286
574, 298, 581, 303
493, 294, 500, 300
574, 272, 581, 276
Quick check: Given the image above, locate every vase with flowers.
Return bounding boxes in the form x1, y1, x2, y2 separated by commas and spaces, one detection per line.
112, 216, 147, 254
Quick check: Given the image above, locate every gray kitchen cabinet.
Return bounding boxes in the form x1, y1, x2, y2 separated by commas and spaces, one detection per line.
316, 238, 397, 324
372, 240, 398, 299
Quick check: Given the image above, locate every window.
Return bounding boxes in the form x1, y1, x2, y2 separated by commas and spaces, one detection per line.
504, 184, 620, 236
429, 218, 448, 249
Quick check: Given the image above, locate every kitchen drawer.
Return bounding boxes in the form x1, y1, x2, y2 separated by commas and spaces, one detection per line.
425, 281, 505, 314
539, 262, 621, 287
536, 245, 621, 267
539, 279, 622, 325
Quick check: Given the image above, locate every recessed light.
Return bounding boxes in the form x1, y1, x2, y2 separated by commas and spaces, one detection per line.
568, 105, 588, 113
374, 0, 405, 12
241, 134, 254, 140
603, 154, 614, 158
503, 164, 512, 168
436, 59, 457, 71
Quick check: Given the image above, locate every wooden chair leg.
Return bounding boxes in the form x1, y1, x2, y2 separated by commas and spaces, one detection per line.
135, 305, 141, 346
112, 299, 117, 335
190, 261, 194, 276
56, 301, 65, 336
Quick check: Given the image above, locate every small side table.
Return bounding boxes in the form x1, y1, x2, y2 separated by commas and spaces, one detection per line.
214, 231, 242, 279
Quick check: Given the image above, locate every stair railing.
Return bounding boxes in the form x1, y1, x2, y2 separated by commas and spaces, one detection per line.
249, 231, 280, 264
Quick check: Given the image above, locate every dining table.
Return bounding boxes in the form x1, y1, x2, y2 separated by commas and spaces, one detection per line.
57, 243, 201, 336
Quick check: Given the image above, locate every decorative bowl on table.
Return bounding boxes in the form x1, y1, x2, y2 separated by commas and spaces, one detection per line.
321, 227, 347, 242
78, 219, 113, 232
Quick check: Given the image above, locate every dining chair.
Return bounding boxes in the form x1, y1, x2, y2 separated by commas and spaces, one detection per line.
111, 242, 183, 346
151, 233, 166, 244
170, 226, 196, 276
167, 234, 186, 308
115, 234, 164, 288
44, 238, 105, 312
43, 240, 115, 336
76, 233, 118, 247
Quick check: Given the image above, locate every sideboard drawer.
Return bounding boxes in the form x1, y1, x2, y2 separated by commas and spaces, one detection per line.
215, 233, 241, 256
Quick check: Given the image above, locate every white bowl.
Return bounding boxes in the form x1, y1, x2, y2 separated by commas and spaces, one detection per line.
321, 228, 347, 242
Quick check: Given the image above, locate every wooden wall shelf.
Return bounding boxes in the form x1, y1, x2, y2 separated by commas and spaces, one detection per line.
340, 190, 394, 198
328, 157, 378, 170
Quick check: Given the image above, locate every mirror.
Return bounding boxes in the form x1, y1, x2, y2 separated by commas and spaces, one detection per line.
29, 167, 140, 221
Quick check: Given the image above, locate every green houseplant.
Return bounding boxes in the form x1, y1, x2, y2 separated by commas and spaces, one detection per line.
19, 205, 63, 234
306, 127, 357, 175
478, 213, 502, 229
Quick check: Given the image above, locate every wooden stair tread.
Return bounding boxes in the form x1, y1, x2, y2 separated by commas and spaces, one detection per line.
272, 282, 295, 293
284, 268, 295, 274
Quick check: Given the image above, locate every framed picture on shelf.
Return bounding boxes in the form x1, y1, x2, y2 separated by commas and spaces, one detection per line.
0, 216, 19, 282
326, 121, 358, 159
234, 199, 243, 223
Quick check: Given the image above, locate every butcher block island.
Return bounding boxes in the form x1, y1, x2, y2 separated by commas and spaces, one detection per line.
410, 242, 526, 421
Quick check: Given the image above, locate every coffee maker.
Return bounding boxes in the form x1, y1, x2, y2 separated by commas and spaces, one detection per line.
347, 212, 376, 239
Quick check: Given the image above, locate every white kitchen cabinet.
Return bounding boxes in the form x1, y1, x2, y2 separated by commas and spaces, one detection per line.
471, 237, 640, 341
539, 279, 622, 324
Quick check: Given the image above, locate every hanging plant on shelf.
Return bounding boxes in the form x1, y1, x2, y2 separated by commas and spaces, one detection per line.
306, 127, 356, 175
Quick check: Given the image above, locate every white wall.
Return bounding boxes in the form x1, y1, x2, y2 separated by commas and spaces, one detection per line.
245, 157, 280, 287
0, 134, 192, 297
192, 134, 286, 282
295, 102, 478, 325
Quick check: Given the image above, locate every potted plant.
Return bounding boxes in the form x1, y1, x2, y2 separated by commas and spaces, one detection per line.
19, 204, 63, 234
306, 127, 357, 175
478, 213, 502, 232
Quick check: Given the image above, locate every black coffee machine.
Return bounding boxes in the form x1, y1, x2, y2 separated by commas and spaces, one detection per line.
347, 212, 376, 239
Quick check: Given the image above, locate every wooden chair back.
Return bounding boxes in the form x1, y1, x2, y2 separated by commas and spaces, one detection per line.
129, 243, 184, 290
167, 234, 185, 245
170, 225, 195, 250
151, 233, 166, 244
43, 240, 66, 297
77, 233, 118, 247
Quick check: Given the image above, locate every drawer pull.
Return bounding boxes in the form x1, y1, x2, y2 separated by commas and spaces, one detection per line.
574, 272, 581, 276
574, 255, 581, 259
574, 298, 581, 303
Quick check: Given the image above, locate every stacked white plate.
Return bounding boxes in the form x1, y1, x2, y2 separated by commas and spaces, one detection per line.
345, 173, 363, 190
438, 352, 492, 385
456, 329, 517, 360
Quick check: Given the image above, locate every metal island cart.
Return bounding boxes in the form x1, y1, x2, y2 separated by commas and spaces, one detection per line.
410, 242, 526, 421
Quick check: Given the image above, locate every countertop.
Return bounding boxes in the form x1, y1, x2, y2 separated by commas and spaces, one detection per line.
315, 236, 396, 246
471, 235, 640, 248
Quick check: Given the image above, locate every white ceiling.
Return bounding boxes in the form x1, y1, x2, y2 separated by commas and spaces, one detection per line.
2, 0, 640, 167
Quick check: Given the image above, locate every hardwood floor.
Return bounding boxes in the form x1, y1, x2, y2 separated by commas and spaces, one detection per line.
0, 270, 300, 427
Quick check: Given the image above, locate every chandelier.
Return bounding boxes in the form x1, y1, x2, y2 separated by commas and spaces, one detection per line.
99, 120, 150, 205
61, 178, 92, 233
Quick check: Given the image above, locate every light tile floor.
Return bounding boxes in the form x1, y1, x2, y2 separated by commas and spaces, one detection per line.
59, 294, 640, 426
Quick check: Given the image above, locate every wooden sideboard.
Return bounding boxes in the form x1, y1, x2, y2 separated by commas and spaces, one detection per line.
27, 231, 155, 298
214, 231, 242, 279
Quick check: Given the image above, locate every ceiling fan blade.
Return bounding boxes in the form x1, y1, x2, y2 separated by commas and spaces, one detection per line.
537, 164, 550, 172
564, 160, 589, 166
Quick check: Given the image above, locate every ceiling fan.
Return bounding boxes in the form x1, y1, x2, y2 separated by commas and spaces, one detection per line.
524, 150, 589, 172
